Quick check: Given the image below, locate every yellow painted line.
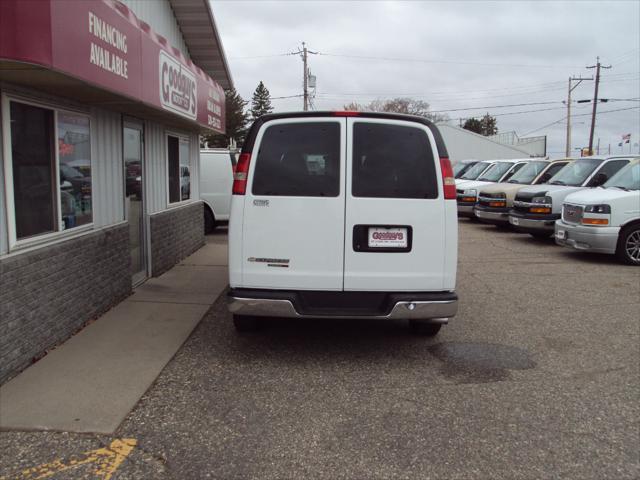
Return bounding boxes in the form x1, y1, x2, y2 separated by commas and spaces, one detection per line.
1, 438, 137, 480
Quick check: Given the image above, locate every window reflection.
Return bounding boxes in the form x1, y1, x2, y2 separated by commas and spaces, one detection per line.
58, 113, 92, 229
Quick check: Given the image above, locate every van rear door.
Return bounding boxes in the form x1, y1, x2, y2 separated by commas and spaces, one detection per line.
240, 118, 346, 290
344, 118, 448, 291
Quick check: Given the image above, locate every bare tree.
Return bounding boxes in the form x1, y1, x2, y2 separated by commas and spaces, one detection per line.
343, 97, 448, 122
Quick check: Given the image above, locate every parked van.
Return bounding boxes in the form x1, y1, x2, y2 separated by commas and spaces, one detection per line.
455, 160, 495, 184
555, 159, 640, 265
509, 156, 634, 238
228, 112, 458, 335
453, 159, 479, 178
200, 148, 237, 232
455, 159, 531, 217
474, 158, 572, 225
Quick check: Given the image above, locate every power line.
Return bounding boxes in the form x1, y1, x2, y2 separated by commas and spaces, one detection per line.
573, 105, 639, 117
317, 52, 584, 69
316, 86, 569, 104
316, 79, 568, 97
228, 53, 296, 60
428, 101, 561, 114
607, 48, 640, 65
270, 94, 304, 100
522, 117, 567, 136
521, 105, 640, 137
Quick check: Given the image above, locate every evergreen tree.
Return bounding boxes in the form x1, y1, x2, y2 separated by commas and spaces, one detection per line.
463, 114, 498, 136
462, 118, 483, 135
204, 88, 249, 148
250, 81, 274, 120
480, 113, 498, 136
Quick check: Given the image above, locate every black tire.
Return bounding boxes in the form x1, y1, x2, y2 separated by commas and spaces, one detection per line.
204, 207, 216, 234
233, 314, 259, 332
409, 320, 442, 336
616, 224, 640, 266
529, 231, 552, 239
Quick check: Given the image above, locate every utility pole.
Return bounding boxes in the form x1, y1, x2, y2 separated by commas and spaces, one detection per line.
565, 76, 592, 157
302, 43, 308, 111
292, 42, 318, 111
586, 57, 611, 155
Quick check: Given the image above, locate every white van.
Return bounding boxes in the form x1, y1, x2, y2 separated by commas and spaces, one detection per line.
555, 159, 640, 265
227, 112, 458, 335
199, 148, 237, 232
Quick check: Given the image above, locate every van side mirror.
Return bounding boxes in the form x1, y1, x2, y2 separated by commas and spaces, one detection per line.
589, 172, 607, 187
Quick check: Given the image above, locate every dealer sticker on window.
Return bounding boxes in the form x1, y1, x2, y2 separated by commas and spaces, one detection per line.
368, 227, 408, 248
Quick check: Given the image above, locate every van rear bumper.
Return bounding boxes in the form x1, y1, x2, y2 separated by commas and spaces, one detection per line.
228, 289, 458, 320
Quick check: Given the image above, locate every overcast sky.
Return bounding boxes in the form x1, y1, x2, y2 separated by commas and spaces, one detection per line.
211, 1, 639, 158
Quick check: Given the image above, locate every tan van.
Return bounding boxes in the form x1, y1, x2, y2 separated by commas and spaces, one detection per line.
474, 158, 572, 225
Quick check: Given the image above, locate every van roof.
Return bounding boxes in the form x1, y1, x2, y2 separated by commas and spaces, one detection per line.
241, 111, 449, 159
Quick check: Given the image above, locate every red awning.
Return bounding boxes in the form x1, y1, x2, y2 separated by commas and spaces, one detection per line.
0, 0, 225, 133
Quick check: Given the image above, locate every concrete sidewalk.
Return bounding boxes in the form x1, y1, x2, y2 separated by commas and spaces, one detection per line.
0, 234, 228, 434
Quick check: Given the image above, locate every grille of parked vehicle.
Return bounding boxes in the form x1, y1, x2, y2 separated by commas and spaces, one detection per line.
478, 193, 507, 208
562, 204, 583, 224
512, 201, 530, 214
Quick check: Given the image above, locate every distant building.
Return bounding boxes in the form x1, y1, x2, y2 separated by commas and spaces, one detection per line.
488, 131, 547, 157
437, 124, 546, 162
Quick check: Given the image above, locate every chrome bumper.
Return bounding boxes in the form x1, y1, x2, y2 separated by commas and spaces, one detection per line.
475, 208, 509, 223
555, 221, 619, 254
228, 296, 458, 321
457, 204, 476, 217
508, 215, 557, 232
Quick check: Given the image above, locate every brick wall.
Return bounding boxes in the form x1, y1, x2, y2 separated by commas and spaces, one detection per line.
0, 224, 131, 385
149, 201, 204, 277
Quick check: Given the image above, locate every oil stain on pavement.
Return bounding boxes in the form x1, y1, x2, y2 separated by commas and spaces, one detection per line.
428, 342, 536, 384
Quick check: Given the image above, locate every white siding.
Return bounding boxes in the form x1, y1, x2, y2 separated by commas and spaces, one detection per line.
120, 0, 191, 60
145, 121, 168, 214
437, 124, 533, 162
92, 108, 125, 227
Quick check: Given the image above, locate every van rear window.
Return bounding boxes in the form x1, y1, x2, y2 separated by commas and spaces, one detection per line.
252, 122, 340, 197
352, 123, 438, 199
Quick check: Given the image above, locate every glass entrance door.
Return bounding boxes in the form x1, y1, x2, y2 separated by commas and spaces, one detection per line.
123, 121, 146, 285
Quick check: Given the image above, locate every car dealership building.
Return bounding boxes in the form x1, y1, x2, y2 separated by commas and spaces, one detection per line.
0, 0, 232, 383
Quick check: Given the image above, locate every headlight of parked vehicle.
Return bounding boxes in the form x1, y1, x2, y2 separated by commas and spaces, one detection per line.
487, 192, 507, 207
530, 195, 552, 214
460, 189, 477, 202
584, 204, 611, 214
582, 204, 611, 225
532, 195, 552, 204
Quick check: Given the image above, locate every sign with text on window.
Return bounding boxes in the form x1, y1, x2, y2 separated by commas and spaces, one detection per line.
57, 113, 93, 230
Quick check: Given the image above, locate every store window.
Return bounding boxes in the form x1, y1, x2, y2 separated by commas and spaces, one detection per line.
167, 134, 190, 203
58, 112, 92, 228
7, 100, 92, 242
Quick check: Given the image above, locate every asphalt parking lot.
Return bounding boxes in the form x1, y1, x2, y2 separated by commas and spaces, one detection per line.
1, 220, 639, 480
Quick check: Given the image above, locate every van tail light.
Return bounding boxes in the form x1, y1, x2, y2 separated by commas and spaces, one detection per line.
233, 153, 251, 195
439, 157, 456, 200
333, 111, 360, 117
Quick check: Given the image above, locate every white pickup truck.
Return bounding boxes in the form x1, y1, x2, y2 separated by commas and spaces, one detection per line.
555, 159, 640, 265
